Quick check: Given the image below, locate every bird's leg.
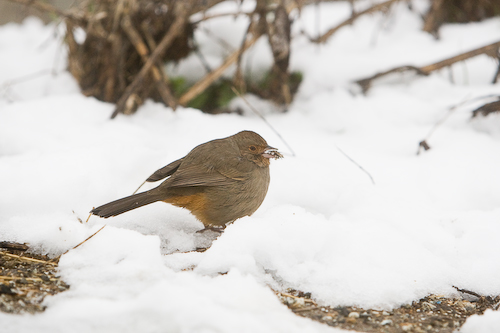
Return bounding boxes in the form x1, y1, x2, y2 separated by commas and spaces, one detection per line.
196, 225, 226, 234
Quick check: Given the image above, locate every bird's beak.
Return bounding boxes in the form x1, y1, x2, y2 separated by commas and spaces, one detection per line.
261, 146, 283, 159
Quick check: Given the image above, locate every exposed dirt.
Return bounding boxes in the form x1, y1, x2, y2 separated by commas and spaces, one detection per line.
2, 241, 499, 333
278, 289, 500, 333
0, 244, 69, 314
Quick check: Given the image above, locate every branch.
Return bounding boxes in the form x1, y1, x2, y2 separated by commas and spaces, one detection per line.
5, 0, 86, 25
355, 40, 500, 93
111, 3, 187, 118
356, 66, 425, 93
0, 251, 57, 265
178, 22, 264, 106
419, 41, 500, 73
311, 0, 400, 44
121, 16, 177, 110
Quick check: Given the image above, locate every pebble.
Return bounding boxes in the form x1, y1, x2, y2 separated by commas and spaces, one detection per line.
382, 311, 390, 316
348, 312, 360, 318
380, 319, 393, 326
463, 301, 476, 311
321, 316, 333, 321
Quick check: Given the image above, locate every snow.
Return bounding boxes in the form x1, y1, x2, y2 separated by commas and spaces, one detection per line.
1, 1, 500, 332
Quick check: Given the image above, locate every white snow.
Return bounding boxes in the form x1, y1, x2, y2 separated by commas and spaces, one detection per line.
1, 1, 500, 332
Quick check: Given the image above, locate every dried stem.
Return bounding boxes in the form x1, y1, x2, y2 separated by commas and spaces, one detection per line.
356, 40, 500, 93
335, 145, 375, 184
5, 0, 86, 25
121, 15, 177, 110
311, 0, 400, 44
0, 251, 57, 265
0, 275, 58, 282
50, 225, 107, 262
111, 3, 188, 118
178, 22, 264, 106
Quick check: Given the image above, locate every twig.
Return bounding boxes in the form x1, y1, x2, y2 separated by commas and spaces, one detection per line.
85, 212, 92, 223
6, 0, 69, 17
191, 11, 252, 25
422, 0, 444, 34
417, 94, 500, 154
453, 286, 482, 299
5, 0, 86, 25
312, 0, 400, 44
0, 69, 54, 88
231, 86, 296, 157
72, 210, 83, 224
0, 251, 57, 265
121, 15, 177, 110
0, 242, 28, 252
356, 66, 425, 93
0, 275, 58, 282
419, 41, 500, 73
471, 99, 500, 118
292, 306, 320, 313
178, 22, 264, 106
111, 3, 187, 118
132, 180, 147, 195
356, 40, 500, 93
199, 27, 235, 54
335, 145, 375, 185
71, 225, 107, 251
417, 95, 472, 154
50, 225, 107, 262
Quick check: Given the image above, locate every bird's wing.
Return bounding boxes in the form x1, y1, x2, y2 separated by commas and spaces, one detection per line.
146, 158, 183, 182
165, 163, 242, 188
158, 138, 249, 188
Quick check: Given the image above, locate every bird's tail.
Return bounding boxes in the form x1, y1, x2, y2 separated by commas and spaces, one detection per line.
91, 191, 163, 218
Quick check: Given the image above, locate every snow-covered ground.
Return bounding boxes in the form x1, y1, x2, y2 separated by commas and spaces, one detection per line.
1, 1, 500, 332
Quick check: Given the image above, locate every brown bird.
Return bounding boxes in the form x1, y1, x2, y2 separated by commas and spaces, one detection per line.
91, 131, 283, 227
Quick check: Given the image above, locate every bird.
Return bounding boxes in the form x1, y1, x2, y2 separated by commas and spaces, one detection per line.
90, 131, 283, 227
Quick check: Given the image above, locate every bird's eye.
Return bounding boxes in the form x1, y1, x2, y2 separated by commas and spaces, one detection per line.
249, 145, 257, 151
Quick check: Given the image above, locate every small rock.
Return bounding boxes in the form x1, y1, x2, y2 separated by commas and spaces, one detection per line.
380, 319, 393, 326
0, 284, 15, 295
382, 311, 390, 316
360, 311, 370, 317
348, 312, 360, 318
464, 301, 476, 311
346, 317, 357, 324
321, 316, 333, 321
